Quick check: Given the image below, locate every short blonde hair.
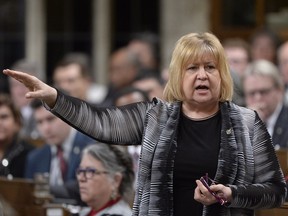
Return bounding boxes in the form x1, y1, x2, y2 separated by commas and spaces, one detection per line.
163, 32, 233, 102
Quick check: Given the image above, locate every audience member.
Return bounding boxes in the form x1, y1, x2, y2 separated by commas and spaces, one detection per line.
9, 59, 40, 142
243, 59, 288, 149
222, 38, 250, 106
25, 99, 94, 204
160, 67, 169, 85
0, 94, 34, 178
132, 73, 164, 100
229, 69, 246, 106
222, 37, 251, 78
102, 47, 140, 106
249, 27, 282, 64
127, 31, 160, 74
77, 143, 134, 216
53, 52, 107, 104
277, 41, 288, 104
113, 86, 150, 108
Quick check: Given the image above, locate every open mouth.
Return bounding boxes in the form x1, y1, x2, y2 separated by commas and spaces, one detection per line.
195, 85, 209, 90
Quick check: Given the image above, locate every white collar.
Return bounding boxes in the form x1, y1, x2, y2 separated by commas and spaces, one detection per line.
266, 102, 282, 136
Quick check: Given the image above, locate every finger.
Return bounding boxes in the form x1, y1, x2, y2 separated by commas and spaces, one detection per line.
210, 184, 223, 191
25, 92, 40, 99
3, 69, 27, 78
3, 69, 32, 84
4, 69, 40, 91
196, 180, 209, 194
194, 185, 202, 198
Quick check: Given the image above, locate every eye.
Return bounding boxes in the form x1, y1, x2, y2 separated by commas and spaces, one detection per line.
0, 114, 10, 120
187, 65, 199, 72
204, 65, 216, 72
86, 167, 97, 174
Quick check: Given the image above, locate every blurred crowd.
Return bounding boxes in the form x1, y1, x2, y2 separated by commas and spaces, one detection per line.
1, 28, 288, 214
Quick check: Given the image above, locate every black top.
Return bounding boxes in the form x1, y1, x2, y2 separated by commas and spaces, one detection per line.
173, 111, 221, 216
0, 137, 35, 178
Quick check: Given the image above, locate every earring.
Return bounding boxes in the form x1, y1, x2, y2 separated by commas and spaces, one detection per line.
110, 189, 118, 200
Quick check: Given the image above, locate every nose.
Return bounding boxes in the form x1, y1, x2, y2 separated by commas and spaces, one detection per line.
76, 172, 86, 182
252, 91, 265, 101
197, 66, 208, 80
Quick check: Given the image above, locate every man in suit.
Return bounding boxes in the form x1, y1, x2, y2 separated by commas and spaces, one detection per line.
243, 59, 288, 149
25, 99, 94, 204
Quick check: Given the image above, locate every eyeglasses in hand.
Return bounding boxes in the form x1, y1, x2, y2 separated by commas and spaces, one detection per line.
76, 167, 109, 179
199, 173, 228, 205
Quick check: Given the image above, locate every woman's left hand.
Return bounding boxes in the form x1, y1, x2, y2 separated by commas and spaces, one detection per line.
194, 180, 232, 206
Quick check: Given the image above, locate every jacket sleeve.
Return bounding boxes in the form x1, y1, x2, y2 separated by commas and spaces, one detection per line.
45, 90, 153, 145
229, 113, 287, 209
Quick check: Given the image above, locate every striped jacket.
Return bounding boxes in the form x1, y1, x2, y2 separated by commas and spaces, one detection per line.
48, 91, 286, 216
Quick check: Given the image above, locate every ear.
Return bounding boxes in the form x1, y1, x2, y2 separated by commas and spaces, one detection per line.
112, 172, 123, 189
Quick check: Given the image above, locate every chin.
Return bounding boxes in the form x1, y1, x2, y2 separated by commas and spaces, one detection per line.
80, 194, 90, 203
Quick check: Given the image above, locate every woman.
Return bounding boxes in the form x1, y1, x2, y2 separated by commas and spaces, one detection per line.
0, 93, 34, 178
3, 32, 286, 216
76, 143, 134, 216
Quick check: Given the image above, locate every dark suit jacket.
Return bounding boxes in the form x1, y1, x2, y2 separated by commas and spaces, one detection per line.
24, 130, 93, 204
272, 104, 288, 148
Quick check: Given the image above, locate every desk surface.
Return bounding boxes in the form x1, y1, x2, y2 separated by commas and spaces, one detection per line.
255, 202, 288, 216
0, 177, 60, 216
276, 149, 288, 176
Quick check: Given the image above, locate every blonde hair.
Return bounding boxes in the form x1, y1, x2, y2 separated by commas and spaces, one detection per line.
163, 32, 233, 102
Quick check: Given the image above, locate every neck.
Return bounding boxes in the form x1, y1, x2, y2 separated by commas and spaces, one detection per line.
90, 196, 121, 214
0, 138, 13, 152
182, 101, 219, 119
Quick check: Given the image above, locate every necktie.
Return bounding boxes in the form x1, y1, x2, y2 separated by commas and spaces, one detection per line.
57, 146, 67, 180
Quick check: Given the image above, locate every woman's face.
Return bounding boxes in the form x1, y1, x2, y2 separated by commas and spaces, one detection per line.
77, 154, 118, 210
0, 105, 20, 145
182, 54, 221, 107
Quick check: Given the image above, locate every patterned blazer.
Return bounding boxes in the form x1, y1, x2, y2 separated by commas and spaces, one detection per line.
48, 91, 286, 216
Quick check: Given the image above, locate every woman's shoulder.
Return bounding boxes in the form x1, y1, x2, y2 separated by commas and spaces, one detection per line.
103, 199, 132, 216
151, 97, 181, 109
6, 138, 35, 158
78, 200, 132, 216
224, 101, 256, 116
222, 101, 258, 132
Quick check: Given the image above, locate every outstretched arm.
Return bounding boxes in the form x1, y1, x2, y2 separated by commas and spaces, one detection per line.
3, 69, 57, 107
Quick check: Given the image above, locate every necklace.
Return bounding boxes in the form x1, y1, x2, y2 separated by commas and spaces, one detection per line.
183, 110, 220, 121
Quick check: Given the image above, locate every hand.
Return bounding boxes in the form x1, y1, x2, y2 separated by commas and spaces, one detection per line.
3, 69, 57, 108
194, 180, 232, 206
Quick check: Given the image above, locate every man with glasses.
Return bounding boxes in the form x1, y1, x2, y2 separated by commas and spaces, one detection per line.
243, 59, 288, 149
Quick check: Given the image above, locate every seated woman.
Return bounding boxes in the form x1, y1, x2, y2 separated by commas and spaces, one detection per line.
0, 93, 35, 178
76, 143, 134, 216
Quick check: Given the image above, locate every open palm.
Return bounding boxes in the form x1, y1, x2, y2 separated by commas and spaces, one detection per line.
3, 69, 57, 107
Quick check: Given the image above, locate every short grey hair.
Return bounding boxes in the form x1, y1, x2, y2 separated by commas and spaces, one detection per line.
243, 59, 284, 90
82, 143, 135, 203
